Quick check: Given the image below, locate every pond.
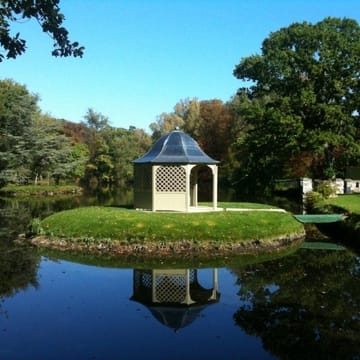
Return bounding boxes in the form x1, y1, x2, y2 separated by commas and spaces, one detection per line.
0, 195, 359, 359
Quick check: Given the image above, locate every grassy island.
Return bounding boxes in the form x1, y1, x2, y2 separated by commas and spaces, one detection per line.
31, 203, 305, 259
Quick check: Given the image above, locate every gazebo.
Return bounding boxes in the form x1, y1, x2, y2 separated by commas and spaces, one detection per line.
130, 268, 220, 331
133, 130, 219, 212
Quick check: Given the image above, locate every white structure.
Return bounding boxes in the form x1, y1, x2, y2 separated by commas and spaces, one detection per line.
133, 130, 219, 212
344, 179, 360, 194
300, 177, 360, 195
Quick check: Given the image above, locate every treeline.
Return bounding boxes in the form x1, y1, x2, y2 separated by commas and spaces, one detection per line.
0, 79, 151, 189
1, 17, 360, 195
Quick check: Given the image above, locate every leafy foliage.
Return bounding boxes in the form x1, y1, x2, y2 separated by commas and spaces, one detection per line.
0, 80, 152, 190
233, 17, 360, 193
0, 79, 39, 185
0, 0, 84, 61
149, 96, 247, 190
82, 108, 152, 189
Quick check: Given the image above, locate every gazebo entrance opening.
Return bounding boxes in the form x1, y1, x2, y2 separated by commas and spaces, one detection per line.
190, 165, 215, 207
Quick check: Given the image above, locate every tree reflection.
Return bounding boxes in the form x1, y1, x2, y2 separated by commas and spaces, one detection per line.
232, 249, 360, 359
0, 200, 40, 316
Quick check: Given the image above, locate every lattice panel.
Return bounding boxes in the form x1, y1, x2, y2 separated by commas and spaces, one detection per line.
133, 270, 152, 289
155, 275, 187, 303
156, 166, 186, 192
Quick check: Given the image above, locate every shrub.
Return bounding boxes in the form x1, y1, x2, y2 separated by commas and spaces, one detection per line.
304, 191, 324, 213
315, 181, 336, 199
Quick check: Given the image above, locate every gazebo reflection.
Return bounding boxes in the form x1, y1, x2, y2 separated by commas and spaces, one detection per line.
130, 268, 220, 331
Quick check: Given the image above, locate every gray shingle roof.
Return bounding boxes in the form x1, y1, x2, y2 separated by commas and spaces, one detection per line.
133, 130, 219, 164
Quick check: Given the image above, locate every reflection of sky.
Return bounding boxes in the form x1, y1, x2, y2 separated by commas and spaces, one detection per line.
0, 260, 274, 360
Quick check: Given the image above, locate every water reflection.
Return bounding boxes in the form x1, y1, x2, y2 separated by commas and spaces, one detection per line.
0, 246, 39, 317
0, 201, 40, 319
131, 268, 220, 331
1, 194, 360, 358
0, 248, 359, 359
231, 248, 360, 359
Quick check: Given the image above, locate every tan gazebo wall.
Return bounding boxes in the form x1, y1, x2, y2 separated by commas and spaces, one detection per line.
153, 165, 187, 211
134, 164, 152, 210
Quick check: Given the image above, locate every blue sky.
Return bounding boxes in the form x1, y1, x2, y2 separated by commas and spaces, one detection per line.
1, 0, 359, 131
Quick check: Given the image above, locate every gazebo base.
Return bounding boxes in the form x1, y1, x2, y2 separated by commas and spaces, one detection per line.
135, 206, 223, 213
188, 206, 223, 213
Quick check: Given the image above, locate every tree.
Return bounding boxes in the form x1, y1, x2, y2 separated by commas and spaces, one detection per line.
149, 98, 201, 140
0, 0, 84, 61
83, 108, 110, 131
149, 111, 184, 140
0, 79, 39, 185
198, 99, 232, 161
150, 97, 248, 193
12, 114, 77, 185
82, 109, 113, 188
233, 17, 360, 193
105, 126, 152, 187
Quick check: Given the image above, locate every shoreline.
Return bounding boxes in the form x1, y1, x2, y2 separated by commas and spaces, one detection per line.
29, 230, 306, 258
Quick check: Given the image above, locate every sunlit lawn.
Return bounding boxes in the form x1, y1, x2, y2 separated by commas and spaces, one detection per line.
325, 194, 360, 214
40, 205, 304, 244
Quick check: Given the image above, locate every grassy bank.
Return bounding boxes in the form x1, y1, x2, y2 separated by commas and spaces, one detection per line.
319, 194, 360, 247
31, 204, 305, 257
0, 185, 82, 197
324, 194, 360, 214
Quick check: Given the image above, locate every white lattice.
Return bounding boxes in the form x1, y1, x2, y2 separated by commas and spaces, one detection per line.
155, 275, 187, 303
156, 166, 186, 192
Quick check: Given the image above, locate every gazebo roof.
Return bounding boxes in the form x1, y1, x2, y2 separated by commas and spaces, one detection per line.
133, 130, 219, 164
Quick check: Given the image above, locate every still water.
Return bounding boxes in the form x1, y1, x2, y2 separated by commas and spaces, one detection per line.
0, 195, 359, 359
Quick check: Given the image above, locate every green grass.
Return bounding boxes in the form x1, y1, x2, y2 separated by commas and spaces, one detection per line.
39, 205, 303, 244
201, 202, 278, 209
324, 194, 360, 214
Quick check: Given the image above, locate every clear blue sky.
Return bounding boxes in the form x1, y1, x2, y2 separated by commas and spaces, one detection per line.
1, 0, 359, 131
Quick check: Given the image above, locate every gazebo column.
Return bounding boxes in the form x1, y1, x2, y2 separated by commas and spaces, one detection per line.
152, 165, 157, 212
208, 268, 218, 301
209, 165, 218, 210
185, 164, 196, 212
190, 167, 198, 207
183, 269, 195, 305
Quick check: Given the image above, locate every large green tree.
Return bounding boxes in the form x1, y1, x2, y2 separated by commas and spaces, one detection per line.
0, 0, 84, 61
0, 80, 89, 186
81, 109, 152, 189
105, 126, 152, 188
233, 17, 360, 193
11, 114, 83, 185
0, 79, 39, 185
82, 108, 113, 188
